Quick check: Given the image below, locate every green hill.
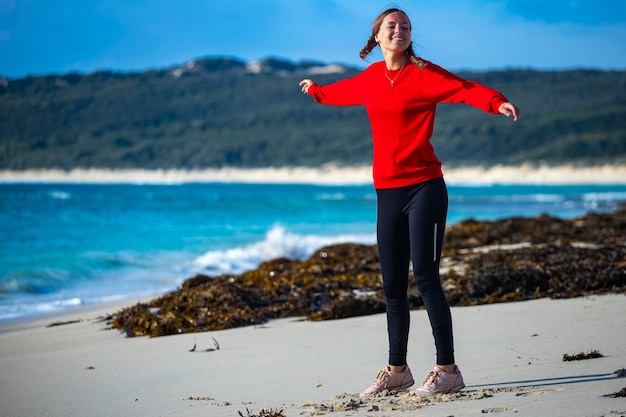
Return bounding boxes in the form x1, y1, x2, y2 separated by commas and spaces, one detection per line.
1, 57, 624, 170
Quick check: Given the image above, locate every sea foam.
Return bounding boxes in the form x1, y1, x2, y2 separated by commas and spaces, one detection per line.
192, 224, 376, 275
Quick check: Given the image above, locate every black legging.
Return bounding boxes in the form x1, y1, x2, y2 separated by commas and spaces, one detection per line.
376, 177, 454, 366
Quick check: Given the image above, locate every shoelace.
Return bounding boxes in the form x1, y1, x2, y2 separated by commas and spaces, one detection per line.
421, 370, 439, 387
373, 369, 390, 388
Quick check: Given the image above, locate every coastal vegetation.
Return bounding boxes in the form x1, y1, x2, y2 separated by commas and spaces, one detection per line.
1, 57, 625, 170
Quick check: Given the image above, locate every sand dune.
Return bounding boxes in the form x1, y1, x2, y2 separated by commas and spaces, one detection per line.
1, 164, 625, 185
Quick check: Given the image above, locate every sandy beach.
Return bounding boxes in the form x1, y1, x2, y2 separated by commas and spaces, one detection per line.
1, 294, 624, 417
1, 164, 626, 185
1, 168, 625, 416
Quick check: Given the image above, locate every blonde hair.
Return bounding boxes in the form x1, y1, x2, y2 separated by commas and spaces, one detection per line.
359, 7, 426, 69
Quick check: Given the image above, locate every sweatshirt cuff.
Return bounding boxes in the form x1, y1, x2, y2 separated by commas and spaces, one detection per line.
491, 95, 508, 114
308, 84, 319, 98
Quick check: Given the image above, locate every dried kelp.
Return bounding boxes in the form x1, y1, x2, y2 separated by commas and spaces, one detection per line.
604, 387, 626, 398
46, 319, 82, 328
109, 206, 626, 337
562, 350, 604, 361
238, 408, 285, 417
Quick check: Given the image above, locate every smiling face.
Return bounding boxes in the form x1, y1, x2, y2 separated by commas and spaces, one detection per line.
374, 11, 411, 55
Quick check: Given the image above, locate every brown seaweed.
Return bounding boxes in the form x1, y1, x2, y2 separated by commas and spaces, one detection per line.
46, 319, 82, 328
562, 350, 604, 361
604, 387, 626, 398
108, 205, 626, 337
238, 408, 285, 417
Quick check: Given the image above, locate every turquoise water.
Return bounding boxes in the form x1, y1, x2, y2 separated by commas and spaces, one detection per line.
1, 182, 624, 321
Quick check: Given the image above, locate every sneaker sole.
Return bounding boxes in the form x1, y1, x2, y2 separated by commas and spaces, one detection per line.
415, 383, 465, 397
359, 381, 416, 398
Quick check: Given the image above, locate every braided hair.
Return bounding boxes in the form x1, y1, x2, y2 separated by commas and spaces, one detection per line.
359, 8, 426, 69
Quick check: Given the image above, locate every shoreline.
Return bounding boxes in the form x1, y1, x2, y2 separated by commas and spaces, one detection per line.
1, 164, 625, 185
1, 294, 624, 417
2, 204, 624, 415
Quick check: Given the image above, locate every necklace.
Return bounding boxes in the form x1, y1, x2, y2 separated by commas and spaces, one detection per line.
384, 63, 406, 87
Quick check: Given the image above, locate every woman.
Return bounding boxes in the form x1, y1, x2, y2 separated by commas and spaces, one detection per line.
299, 8, 520, 397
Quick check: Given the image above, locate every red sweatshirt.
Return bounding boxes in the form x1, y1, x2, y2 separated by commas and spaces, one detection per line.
307, 60, 509, 189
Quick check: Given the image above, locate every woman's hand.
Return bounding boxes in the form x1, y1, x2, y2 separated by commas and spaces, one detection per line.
499, 102, 520, 121
299, 79, 315, 94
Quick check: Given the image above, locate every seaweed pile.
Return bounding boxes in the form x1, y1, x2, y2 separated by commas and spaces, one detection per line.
110, 206, 626, 337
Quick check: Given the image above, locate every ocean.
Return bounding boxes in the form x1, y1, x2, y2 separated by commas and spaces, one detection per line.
1, 181, 625, 322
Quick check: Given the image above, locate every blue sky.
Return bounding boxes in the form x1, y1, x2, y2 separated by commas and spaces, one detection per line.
1, 0, 625, 78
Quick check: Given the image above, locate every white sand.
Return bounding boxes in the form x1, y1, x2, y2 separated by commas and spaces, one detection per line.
1, 294, 624, 417
0, 164, 625, 185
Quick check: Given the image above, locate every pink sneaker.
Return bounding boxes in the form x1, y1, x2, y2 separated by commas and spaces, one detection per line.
359, 366, 415, 397
414, 366, 465, 397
